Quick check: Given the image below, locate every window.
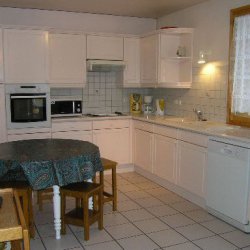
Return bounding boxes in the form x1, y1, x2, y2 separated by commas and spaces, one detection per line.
227, 5, 250, 127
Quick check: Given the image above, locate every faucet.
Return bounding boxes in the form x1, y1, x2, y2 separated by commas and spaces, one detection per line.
193, 108, 205, 121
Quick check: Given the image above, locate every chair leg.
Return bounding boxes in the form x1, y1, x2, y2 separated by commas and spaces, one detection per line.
98, 187, 103, 230
112, 168, 117, 211
83, 195, 89, 241
61, 193, 66, 235
27, 188, 35, 238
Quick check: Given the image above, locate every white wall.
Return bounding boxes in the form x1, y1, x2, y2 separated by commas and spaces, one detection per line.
158, 0, 249, 64
0, 7, 156, 34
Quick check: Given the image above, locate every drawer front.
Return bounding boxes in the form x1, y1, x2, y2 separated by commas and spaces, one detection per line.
178, 130, 208, 147
154, 124, 178, 139
93, 119, 130, 130
133, 120, 154, 133
52, 121, 92, 132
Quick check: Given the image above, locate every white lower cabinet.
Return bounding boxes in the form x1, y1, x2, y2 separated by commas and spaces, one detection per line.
93, 127, 130, 164
177, 141, 206, 197
8, 132, 51, 142
134, 128, 153, 173
52, 131, 92, 142
0, 85, 7, 142
153, 134, 177, 184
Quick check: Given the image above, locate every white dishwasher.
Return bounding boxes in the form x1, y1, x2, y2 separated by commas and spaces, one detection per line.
206, 138, 250, 232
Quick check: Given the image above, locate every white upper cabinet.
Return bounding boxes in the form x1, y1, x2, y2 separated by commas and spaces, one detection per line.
0, 29, 3, 82
140, 34, 158, 87
140, 28, 193, 88
87, 35, 123, 60
48, 33, 86, 87
123, 37, 140, 87
3, 29, 48, 83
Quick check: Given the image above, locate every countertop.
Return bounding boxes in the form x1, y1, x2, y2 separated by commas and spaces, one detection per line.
51, 113, 250, 145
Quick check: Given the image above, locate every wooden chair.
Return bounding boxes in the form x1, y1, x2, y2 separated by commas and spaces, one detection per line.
94, 158, 117, 211
0, 181, 35, 238
37, 187, 53, 211
0, 189, 30, 250
60, 181, 103, 241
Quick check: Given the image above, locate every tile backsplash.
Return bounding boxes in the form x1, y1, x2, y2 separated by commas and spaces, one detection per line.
51, 64, 228, 122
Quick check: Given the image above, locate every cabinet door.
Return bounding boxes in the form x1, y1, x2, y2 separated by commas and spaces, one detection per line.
4, 29, 48, 83
52, 131, 92, 142
49, 33, 86, 86
8, 132, 51, 142
140, 34, 158, 87
0, 85, 7, 143
87, 35, 123, 60
177, 141, 206, 197
134, 128, 153, 173
93, 128, 130, 164
153, 134, 177, 184
0, 29, 3, 82
123, 37, 140, 87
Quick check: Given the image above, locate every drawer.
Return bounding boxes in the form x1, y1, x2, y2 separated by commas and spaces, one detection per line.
178, 130, 208, 147
133, 120, 154, 133
52, 121, 92, 132
154, 124, 178, 139
93, 119, 130, 129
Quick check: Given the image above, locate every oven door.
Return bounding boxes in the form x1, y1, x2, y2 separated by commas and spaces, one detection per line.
7, 93, 51, 129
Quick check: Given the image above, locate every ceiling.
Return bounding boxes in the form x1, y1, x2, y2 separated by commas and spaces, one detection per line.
0, 0, 208, 19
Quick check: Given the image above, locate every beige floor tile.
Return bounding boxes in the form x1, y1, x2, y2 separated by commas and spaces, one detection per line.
116, 192, 130, 202
117, 178, 131, 186
105, 222, 143, 239
147, 229, 187, 247
122, 208, 155, 222
156, 193, 185, 204
220, 230, 250, 248
118, 183, 141, 192
135, 196, 164, 208
37, 223, 71, 238
134, 217, 170, 233
160, 213, 195, 228
146, 187, 172, 196
75, 228, 113, 246
176, 224, 215, 241
170, 201, 201, 213
201, 219, 236, 234
30, 239, 46, 250
146, 204, 179, 217
103, 212, 129, 227
184, 209, 215, 223
136, 181, 161, 190
125, 190, 152, 199
84, 241, 123, 250
117, 199, 141, 212
118, 234, 159, 250
193, 235, 238, 250
162, 242, 200, 250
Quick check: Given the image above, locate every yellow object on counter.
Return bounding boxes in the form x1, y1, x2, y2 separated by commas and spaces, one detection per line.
130, 94, 142, 114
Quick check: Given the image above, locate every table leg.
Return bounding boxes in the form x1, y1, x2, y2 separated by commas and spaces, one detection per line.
53, 185, 61, 240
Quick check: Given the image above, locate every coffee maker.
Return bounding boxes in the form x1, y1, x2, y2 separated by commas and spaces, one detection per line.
143, 96, 153, 114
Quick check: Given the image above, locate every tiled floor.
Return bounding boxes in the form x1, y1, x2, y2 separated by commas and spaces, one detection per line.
31, 172, 250, 250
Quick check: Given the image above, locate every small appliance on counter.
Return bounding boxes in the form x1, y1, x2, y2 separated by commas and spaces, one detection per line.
143, 96, 153, 114
156, 99, 165, 116
130, 94, 142, 114
51, 98, 82, 117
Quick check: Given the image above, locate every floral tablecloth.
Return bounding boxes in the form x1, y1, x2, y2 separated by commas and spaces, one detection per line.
0, 139, 103, 190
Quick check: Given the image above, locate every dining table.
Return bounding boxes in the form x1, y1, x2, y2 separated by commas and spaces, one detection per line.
0, 138, 103, 239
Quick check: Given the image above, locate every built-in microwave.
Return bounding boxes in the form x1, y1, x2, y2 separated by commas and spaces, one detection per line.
51, 99, 82, 117
5, 84, 51, 129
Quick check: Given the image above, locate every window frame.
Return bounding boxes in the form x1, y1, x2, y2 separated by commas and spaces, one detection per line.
227, 5, 250, 127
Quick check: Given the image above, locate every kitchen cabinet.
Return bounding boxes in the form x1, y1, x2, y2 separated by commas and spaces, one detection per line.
140, 28, 193, 88
3, 29, 48, 83
93, 119, 131, 164
123, 37, 140, 87
0, 85, 7, 143
7, 131, 51, 142
87, 35, 123, 60
52, 120, 92, 142
177, 131, 208, 198
0, 29, 3, 82
153, 125, 178, 184
48, 33, 86, 87
134, 121, 154, 173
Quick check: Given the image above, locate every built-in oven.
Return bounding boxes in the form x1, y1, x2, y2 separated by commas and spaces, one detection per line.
5, 84, 51, 129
